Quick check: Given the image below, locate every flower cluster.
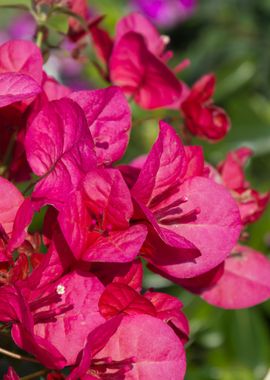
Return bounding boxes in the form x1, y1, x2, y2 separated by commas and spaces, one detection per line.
0, 3, 270, 379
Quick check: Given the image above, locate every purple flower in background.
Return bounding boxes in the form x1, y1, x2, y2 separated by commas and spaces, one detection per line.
132, 0, 197, 28
8, 13, 36, 40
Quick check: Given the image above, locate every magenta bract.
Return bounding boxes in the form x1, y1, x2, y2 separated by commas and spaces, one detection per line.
69, 86, 131, 165
25, 98, 97, 208
201, 245, 270, 309
131, 121, 242, 279
58, 168, 147, 262
110, 32, 182, 109
96, 315, 186, 380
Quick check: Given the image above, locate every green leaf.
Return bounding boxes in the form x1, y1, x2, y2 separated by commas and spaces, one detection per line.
0, 0, 30, 9
47, 12, 69, 34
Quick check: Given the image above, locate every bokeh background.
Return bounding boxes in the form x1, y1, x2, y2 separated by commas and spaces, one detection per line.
0, 1, 270, 379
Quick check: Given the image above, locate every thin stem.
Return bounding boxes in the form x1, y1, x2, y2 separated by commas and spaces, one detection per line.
36, 28, 44, 49
21, 369, 49, 380
0, 347, 38, 363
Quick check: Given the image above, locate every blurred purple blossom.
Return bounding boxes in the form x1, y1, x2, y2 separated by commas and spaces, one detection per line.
8, 13, 36, 40
132, 0, 197, 28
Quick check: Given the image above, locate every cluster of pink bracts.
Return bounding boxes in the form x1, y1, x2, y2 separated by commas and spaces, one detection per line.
0, 8, 270, 380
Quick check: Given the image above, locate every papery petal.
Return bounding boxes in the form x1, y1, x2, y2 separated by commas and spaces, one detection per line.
12, 325, 67, 369
83, 168, 133, 229
187, 73, 215, 103
182, 146, 205, 179
96, 315, 186, 380
144, 291, 189, 343
182, 102, 231, 141
132, 121, 187, 205
99, 283, 156, 319
91, 259, 143, 291
218, 147, 253, 190
82, 224, 147, 263
0, 40, 43, 84
154, 177, 242, 278
33, 270, 105, 365
89, 21, 114, 64
22, 230, 75, 293
176, 263, 225, 294
201, 245, 270, 309
7, 198, 34, 253
67, 316, 123, 380
115, 12, 166, 56
57, 191, 89, 259
43, 75, 71, 101
25, 98, 97, 208
143, 225, 199, 266
0, 73, 41, 108
70, 86, 131, 164
110, 32, 181, 109
0, 285, 32, 325
0, 177, 23, 235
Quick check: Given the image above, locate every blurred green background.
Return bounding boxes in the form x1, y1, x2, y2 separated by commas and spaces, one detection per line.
1, 1, 270, 379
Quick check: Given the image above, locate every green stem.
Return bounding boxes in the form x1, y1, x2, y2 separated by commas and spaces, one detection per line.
36, 28, 44, 49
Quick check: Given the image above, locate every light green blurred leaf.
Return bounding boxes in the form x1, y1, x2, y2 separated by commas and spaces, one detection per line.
47, 13, 69, 34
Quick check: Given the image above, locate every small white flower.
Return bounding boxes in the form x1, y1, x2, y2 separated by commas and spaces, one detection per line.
56, 284, 65, 295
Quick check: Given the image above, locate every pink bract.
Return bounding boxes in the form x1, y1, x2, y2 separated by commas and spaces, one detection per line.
69, 86, 131, 165
201, 245, 270, 309
25, 98, 97, 208
110, 32, 182, 109
96, 315, 186, 380
58, 168, 147, 262
0, 40, 43, 84
132, 121, 242, 279
115, 12, 167, 56
0, 73, 41, 108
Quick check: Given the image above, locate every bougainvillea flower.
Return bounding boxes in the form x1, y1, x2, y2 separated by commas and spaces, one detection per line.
0, 40, 43, 84
69, 86, 131, 165
58, 168, 147, 263
88, 13, 183, 109
30, 270, 106, 365
132, 121, 242, 278
98, 283, 156, 319
91, 258, 144, 291
217, 147, 270, 224
67, 0, 90, 41
99, 283, 189, 343
95, 315, 186, 380
25, 98, 97, 208
181, 73, 231, 141
0, 40, 43, 108
67, 315, 124, 379
0, 283, 66, 369
0, 177, 24, 260
110, 31, 181, 109
115, 12, 168, 57
144, 291, 189, 343
200, 245, 270, 309
0, 269, 106, 368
